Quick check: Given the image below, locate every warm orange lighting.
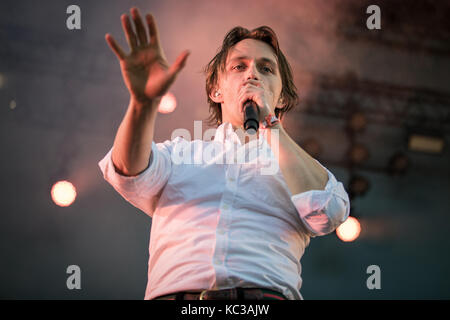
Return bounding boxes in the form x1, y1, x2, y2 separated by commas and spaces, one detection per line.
336, 216, 361, 242
0, 73, 5, 89
51, 181, 77, 207
158, 92, 177, 114
408, 134, 444, 154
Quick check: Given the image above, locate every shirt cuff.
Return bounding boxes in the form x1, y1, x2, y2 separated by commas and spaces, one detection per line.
98, 141, 163, 198
291, 166, 350, 237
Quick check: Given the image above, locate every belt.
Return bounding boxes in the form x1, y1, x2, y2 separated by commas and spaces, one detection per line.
153, 288, 287, 300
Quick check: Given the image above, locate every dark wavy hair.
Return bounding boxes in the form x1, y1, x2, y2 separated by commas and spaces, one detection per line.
203, 26, 298, 127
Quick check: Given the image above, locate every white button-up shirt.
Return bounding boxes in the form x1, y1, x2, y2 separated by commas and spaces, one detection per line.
98, 122, 350, 300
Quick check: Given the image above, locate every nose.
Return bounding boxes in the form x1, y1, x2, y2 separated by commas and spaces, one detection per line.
245, 62, 259, 80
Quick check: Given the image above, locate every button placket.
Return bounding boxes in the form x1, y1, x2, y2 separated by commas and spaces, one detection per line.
213, 164, 233, 281
213, 128, 242, 286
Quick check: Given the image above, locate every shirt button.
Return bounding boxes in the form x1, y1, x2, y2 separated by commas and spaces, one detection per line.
222, 204, 229, 210
214, 258, 222, 265
228, 177, 235, 182
218, 229, 225, 235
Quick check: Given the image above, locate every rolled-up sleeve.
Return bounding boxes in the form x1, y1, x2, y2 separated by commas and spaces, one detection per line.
291, 164, 350, 237
98, 140, 173, 217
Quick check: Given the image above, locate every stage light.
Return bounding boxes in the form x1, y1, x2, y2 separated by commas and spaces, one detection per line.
9, 100, 16, 110
158, 92, 177, 114
408, 133, 444, 154
348, 111, 367, 133
348, 175, 370, 199
336, 216, 361, 242
387, 152, 410, 176
51, 180, 77, 207
0, 73, 5, 88
349, 143, 370, 165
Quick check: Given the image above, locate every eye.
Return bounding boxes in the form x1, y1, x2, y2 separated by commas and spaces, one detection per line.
232, 64, 246, 71
261, 66, 274, 73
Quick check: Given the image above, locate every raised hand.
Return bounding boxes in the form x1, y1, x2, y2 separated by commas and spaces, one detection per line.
105, 7, 190, 104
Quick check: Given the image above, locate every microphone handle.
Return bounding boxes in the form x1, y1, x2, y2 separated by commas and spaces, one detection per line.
243, 100, 259, 134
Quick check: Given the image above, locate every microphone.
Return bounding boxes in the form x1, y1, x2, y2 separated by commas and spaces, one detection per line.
243, 100, 259, 135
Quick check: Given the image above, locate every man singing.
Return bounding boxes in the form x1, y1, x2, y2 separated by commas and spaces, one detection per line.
99, 7, 350, 300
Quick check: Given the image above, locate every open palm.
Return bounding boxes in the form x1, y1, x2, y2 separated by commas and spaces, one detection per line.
105, 8, 189, 102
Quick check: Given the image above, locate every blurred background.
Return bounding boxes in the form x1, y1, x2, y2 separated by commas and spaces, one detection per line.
1, 0, 449, 299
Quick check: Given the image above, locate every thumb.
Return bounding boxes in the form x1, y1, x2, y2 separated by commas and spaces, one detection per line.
145, 50, 190, 98
168, 50, 190, 78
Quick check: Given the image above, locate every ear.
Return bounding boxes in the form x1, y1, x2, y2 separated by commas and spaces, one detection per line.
209, 88, 223, 104
275, 96, 285, 109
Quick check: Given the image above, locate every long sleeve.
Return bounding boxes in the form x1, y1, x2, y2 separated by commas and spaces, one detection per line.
291, 163, 350, 237
98, 139, 175, 217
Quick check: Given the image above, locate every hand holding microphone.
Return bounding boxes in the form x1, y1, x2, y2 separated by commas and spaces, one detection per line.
243, 100, 260, 135
240, 79, 280, 133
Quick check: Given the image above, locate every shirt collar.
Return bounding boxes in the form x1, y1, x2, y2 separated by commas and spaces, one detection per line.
213, 122, 267, 147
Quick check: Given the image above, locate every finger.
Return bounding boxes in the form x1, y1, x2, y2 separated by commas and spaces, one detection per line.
131, 7, 148, 46
105, 34, 126, 60
146, 13, 161, 47
168, 50, 191, 78
121, 14, 138, 51
157, 51, 189, 94
243, 79, 262, 87
239, 92, 260, 112
238, 92, 249, 113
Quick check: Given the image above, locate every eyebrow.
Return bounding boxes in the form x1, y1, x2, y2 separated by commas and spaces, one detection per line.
227, 55, 278, 68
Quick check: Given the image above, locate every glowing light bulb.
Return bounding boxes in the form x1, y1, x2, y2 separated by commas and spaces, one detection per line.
0, 73, 5, 89
51, 180, 77, 207
158, 92, 177, 114
336, 216, 361, 242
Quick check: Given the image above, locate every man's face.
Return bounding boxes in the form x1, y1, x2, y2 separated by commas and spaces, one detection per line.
214, 39, 283, 128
